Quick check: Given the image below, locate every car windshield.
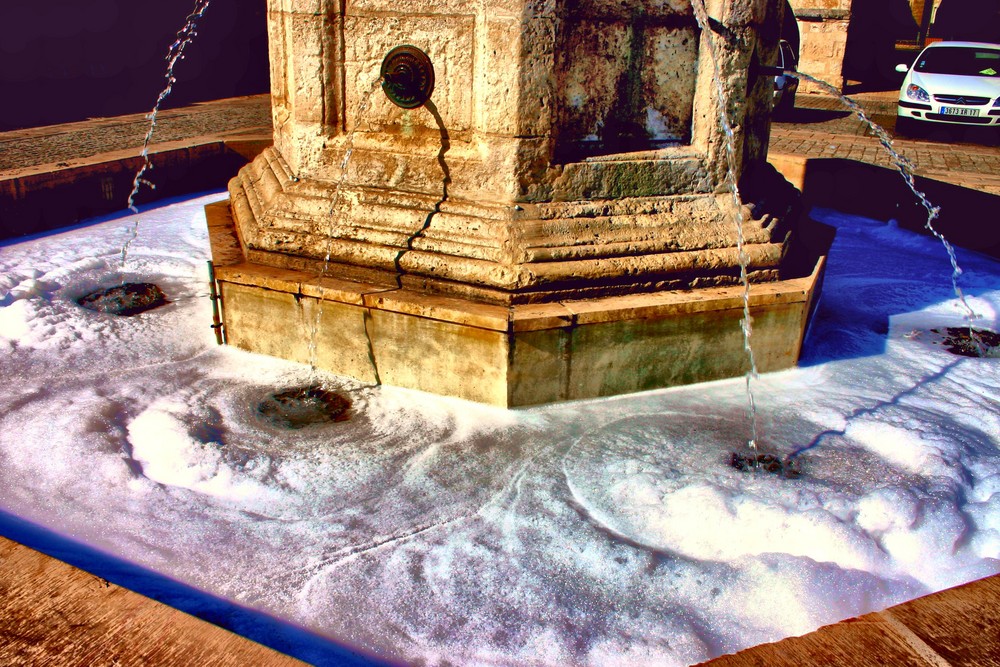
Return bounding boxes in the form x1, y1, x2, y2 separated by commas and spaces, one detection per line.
915, 46, 1000, 77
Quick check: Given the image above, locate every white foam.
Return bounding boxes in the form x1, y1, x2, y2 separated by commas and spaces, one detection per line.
128, 399, 260, 500
0, 193, 998, 665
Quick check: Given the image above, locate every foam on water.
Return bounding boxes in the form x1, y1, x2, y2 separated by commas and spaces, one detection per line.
0, 194, 998, 665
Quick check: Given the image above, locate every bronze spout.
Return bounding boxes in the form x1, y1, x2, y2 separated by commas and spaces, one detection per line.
380, 45, 435, 109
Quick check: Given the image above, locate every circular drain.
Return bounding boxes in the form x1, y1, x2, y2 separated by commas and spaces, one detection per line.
77, 283, 167, 316
729, 452, 801, 478
930, 327, 1000, 358
257, 385, 352, 429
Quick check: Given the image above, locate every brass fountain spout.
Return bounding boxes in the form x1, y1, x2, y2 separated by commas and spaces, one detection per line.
380, 45, 436, 109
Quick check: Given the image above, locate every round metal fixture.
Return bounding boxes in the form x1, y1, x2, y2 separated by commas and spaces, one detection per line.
380, 45, 435, 109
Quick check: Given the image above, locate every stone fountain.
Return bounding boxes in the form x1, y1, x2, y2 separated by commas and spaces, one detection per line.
205, 0, 828, 407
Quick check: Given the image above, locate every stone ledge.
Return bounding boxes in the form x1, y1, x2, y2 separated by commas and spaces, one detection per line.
1, 139, 270, 241
793, 9, 851, 21
208, 199, 826, 406
0, 536, 308, 666
226, 147, 795, 301
698, 574, 1000, 666
209, 199, 819, 334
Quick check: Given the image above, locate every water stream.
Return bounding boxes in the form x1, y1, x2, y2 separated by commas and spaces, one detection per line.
690, 0, 761, 457
306, 79, 384, 381
119, 0, 212, 275
306, 84, 453, 388
787, 69, 983, 353
692, 0, 986, 465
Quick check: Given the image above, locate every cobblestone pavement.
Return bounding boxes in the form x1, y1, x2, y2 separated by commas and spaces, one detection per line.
2, 91, 998, 194
770, 91, 1000, 194
0, 96, 271, 174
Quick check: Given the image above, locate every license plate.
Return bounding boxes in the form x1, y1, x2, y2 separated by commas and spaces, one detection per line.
940, 106, 979, 117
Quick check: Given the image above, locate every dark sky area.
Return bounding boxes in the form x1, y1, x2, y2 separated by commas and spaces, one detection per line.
933, 0, 1000, 40
0, 0, 269, 130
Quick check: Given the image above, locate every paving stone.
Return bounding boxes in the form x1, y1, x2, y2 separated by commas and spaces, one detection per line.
3, 91, 997, 196
771, 91, 1000, 196
0, 96, 271, 174
699, 574, 1000, 667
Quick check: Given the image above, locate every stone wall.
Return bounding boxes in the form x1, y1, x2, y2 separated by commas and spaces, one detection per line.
787, 0, 852, 93
264, 0, 783, 193
235, 0, 797, 303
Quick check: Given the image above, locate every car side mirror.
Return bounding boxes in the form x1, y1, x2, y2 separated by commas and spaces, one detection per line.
895, 63, 910, 73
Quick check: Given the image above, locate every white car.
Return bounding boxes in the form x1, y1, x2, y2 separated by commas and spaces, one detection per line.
895, 41, 1000, 132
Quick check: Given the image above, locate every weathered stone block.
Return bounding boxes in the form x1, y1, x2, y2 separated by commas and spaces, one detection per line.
211, 0, 828, 405
370, 310, 510, 406
343, 15, 475, 133
220, 282, 380, 385
555, 15, 699, 158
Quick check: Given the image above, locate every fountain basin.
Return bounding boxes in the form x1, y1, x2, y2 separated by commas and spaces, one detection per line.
208, 200, 826, 407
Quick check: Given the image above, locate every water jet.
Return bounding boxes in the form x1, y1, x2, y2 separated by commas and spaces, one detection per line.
206, 0, 830, 407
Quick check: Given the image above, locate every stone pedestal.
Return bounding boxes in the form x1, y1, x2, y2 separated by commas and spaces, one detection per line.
210, 0, 829, 406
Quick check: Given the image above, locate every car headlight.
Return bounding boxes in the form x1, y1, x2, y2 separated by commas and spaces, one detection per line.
906, 84, 930, 103
994, 97, 1000, 107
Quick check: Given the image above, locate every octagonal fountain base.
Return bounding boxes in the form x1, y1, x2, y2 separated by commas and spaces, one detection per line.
207, 201, 827, 407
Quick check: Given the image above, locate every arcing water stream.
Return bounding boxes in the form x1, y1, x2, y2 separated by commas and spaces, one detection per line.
690, 0, 761, 458
305, 80, 385, 382
692, 0, 987, 465
119, 0, 212, 275
787, 69, 984, 354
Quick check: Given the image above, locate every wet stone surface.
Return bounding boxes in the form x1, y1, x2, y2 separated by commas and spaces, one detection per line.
77, 283, 168, 316
729, 452, 801, 478
931, 327, 1000, 358
256, 385, 352, 429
